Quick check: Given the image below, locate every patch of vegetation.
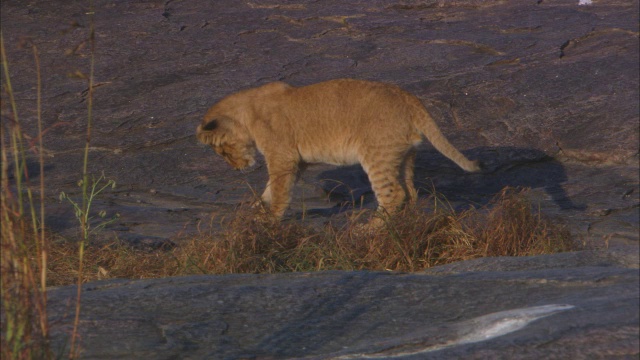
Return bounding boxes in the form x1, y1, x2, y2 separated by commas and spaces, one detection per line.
1, 34, 52, 359
44, 187, 576, 286
2, 3, 98, 356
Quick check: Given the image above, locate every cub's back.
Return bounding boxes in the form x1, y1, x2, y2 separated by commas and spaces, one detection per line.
290, 79, 408, 110
276, 79, 418, 145
278, 79, 411, 130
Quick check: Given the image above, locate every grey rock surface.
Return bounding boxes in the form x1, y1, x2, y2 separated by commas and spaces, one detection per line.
1, 0, 638, 358
47, 251, 638, 359
1, 0, 637, 247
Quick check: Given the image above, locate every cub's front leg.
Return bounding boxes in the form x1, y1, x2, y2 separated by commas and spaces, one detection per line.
262, 158, 299, 219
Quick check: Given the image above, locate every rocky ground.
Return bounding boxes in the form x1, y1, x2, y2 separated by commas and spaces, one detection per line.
1, 0, 638, 358
46, 251, 638, 359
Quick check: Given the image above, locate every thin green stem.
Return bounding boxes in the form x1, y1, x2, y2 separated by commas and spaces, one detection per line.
33, 42, 49, 344
70, 2, 96, 357
0, 32, 24, 215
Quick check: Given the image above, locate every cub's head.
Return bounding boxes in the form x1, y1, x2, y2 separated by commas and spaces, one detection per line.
196, 115, 256, 170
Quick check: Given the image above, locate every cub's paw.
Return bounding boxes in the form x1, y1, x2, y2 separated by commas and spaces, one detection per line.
250, 198, 265, 209
350, 217, 385, 237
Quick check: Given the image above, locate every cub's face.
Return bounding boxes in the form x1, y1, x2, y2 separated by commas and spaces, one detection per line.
210, 141, 256, 170
196, 115, 257, 171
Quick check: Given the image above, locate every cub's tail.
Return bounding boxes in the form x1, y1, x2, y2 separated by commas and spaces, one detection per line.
410, 98, 482, 173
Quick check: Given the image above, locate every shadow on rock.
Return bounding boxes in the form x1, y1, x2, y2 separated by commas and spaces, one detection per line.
314, 146, 585, 215
6, 157, 55, 180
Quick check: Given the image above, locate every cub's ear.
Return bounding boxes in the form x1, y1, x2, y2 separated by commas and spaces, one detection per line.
201, 119, 218, 131
197, 118, 219, 145
197, 116, 233, 145
198, 116, 233, 133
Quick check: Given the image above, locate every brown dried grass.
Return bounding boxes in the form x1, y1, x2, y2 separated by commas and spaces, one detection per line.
45, 187, 576, 286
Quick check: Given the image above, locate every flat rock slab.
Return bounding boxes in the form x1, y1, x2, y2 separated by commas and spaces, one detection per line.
47, 251, 639, 359
1, 0, 638, 248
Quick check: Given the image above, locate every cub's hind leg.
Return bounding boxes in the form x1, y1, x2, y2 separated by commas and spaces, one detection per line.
361, 153, 406, 217
401, 148, 418, 203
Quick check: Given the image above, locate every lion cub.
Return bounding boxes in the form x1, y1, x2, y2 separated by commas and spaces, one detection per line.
197, 79, 481, 220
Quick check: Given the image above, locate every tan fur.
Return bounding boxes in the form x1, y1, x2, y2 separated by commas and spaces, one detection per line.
197, 79, 481, 220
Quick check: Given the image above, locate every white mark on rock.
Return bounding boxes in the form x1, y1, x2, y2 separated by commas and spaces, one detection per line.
578, 0, 592, 5
331, 304, 575, 359
455, 304, 575, 345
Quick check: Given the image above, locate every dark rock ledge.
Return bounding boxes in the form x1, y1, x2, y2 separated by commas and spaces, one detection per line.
47, 250, 638, 359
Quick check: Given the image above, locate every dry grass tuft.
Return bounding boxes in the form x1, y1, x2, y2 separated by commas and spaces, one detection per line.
471, 187, 574, 256
1, 211, 51, 359
319, 187, 574, 272
45, 187, 576, 286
